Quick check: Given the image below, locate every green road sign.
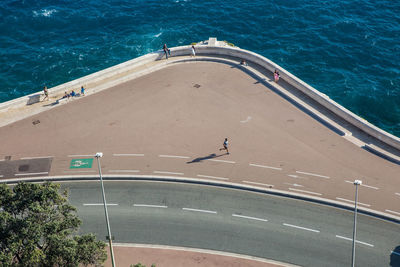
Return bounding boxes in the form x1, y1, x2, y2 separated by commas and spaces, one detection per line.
70, 158, 93, 169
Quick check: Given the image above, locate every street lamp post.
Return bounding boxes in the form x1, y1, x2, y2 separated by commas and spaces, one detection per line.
95, 152, 116, 267
351, 179, 362, 267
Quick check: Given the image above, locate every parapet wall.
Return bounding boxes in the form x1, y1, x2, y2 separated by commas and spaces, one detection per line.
1, 38, 400, 153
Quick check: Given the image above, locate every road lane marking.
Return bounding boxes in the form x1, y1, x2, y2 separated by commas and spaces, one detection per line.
240, 116, 252, 123
159, 154, 190, 159
83, 203, 118, 206
289, 188, 322, 196
284, 183, 304, 187
392, 251, 400, 257
345, 180, 379, 190
134, 204, 167, 208
109, 170, 140, 173
385, 209, 400, 216
153, 171, 184, 175
68, 154, 93, 157
20, 156, 54, 160
249, 163, 282, 171
232, 214, 268, 222
283, 223, 320, 233
197, 174, 229, 180
15, 172, 49, 176
113, 153, 144, 157
243, 181, 274, 188
182, 208, 217, 214
335, 235, 374, 247
0, 175, 3, 178
335, 197, 371, 207
295, 171, 330, 179
207, 159, 236, 164
63, 170, 96, 173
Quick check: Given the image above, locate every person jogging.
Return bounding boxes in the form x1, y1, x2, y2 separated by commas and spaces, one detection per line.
219, 138, 229, 154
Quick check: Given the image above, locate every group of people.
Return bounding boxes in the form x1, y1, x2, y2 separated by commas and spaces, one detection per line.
162, 43, 196, 59
42, 85, 86, 101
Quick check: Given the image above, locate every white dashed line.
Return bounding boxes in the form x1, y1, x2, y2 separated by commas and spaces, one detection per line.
63, 170, 96, 173
283, 223, 320, 233
335, 235, 374, 247
159, 154, 190, 159
295, 171, 330, 179
287, 174, 303, 179
335, 197, 371, 207
345, 180, 379, 190
113, 153, 144, 157
392, 251, 400, 257
207, 159, 236, 164
109, 170, 140, 173
153, 171, 184, 175
15, 172, 49, 176
68, 154, 94, 157
240, 116, 252, 123
83, 203, 119, 206
232, 214, 268, 222
249, 163, 282, 171
289, 188, 322, 196
182, 208, 217, 214
134, 204, 167, 208
284, 183, 304, 187
197, 174, 229, 180
20, 156, 54, 160
243, 181, 274, 188
385, 209, 400, 216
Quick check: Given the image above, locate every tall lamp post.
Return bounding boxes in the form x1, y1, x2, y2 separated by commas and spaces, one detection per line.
95, 152, 115, 267
351, 179, 362, 267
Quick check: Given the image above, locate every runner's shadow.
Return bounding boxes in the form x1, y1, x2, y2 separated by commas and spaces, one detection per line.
186, 153, 226, 164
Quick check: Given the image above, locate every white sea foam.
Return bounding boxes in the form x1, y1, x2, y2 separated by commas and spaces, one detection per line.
33, 9, 57, 17
154, 32, 162, 37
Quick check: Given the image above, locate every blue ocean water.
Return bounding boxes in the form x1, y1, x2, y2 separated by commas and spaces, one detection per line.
1, 0, 399, 136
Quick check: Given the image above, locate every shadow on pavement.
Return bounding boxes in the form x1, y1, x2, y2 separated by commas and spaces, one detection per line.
391, 245, 400, 267
186, 153, 226, 164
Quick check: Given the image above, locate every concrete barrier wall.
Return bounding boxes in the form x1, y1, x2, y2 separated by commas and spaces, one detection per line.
1, 42, 400, 151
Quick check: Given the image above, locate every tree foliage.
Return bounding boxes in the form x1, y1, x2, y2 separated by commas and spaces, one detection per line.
0, 182, 107, 266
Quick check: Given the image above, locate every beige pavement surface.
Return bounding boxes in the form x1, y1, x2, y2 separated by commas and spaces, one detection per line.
0, 60, 399, 216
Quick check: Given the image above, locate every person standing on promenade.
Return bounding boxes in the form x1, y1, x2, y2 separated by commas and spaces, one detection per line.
163, 43, 170, 59
81, 86, 85, 96
42, 86, 49, 101
191, 45, 196, 57
274, 69, 280, 82
219, 138, 229, 154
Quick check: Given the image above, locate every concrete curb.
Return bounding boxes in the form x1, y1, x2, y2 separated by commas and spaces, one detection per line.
2, 175, 399, 224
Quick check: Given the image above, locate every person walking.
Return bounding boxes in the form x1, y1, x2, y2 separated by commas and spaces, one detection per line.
42, 86, 49, 101
163, 43, 170, 59
219, 138, 229, 154
191, 45, 196, 57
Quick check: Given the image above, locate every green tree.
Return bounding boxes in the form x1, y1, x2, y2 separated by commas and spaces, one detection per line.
0, 182, 107, 266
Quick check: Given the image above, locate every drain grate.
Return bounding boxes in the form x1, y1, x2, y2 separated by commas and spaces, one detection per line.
18, 164, 29, 172
32, 119, 40, 125
193, 84, 201, 88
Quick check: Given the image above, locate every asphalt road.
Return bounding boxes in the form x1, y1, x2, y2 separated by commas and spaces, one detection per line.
61, 181, 400, 267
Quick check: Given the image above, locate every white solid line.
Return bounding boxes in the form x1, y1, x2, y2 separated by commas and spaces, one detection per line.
289, 188, 322, 196
207, 159, 236, 164
159, 155, 190, 159
134, 204, 167, 208
385, 209, 400, 216
243, 181, 274, 188
249, 163, 282, 171
20, 156, 54, 160
0, 175, 3, 178
182, 208, 217, 214
284, 183, 304, 187
109, 170, 140, 173
15, 172, 48, 176
392, 251, 400, 257
232, 214, 268, 222
345, 180, 379, 190
335, 197, 371, 207
395, 193, 400, 196
296, 171, 330, 179
153, 171, 184, 175
283, 223, 320, 233
83, 203, 119, 206
335, 235, 374, 247
113, 153, 144, 157
68, 154, 94, 157
197, 174, 229, 180
63, 170, 96, 173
